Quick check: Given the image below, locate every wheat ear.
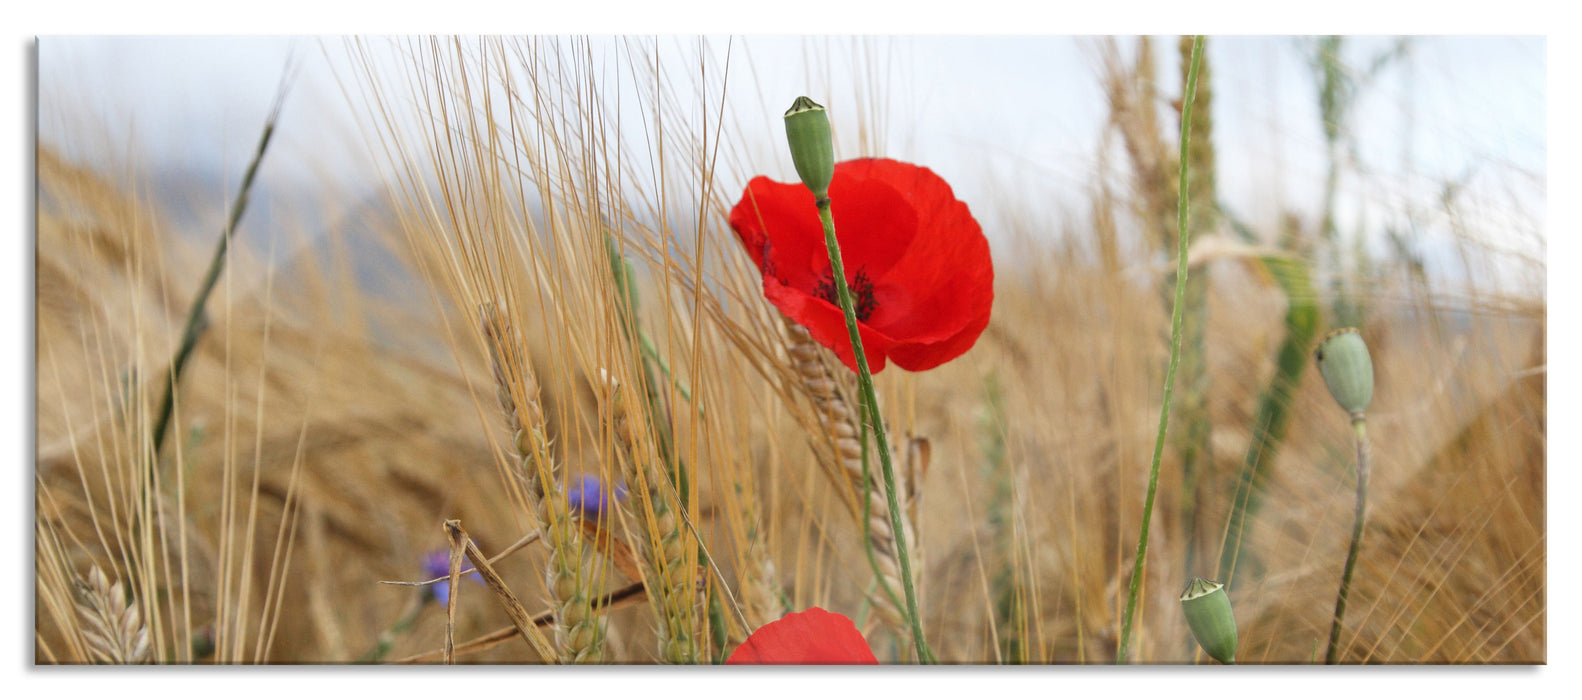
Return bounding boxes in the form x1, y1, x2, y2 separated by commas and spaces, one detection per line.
75, 566, 152, 664
598, 369, 701, 663
733, 472, 788, 631
480, 306, 604, 663
783, 320, 921, 653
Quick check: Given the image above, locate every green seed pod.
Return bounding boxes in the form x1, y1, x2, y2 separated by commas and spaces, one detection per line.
1314, 328, 1374, 418
1180, 577, 1237, 664
783, 96, 834, 198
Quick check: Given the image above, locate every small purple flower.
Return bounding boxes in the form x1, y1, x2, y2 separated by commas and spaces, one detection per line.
566, 474, 628, 521
421, 549, 483, 606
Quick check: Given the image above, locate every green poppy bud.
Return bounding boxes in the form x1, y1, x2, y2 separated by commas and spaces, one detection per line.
1314, 328, 1374, 418
783, 96, 834, 198
1180, 577, 1237, 664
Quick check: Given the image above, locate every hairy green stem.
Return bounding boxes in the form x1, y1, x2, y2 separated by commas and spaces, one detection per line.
1174, 34, 1217, 581
855, 387, 908, 655
1117, 34, 1203, 664
814, 200, 935, 664
1325, 418, 1369, 664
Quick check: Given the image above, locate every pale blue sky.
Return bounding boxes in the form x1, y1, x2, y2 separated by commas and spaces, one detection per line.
37, 35, 1546, 292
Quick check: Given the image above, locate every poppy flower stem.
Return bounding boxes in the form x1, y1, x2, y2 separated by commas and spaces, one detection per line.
1116, 34, 1204, 664
814, 199, 937, 664
1325, 418, 1369, 664
854, 389, 907, 636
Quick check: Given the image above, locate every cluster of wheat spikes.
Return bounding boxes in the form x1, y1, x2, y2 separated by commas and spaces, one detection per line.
72, 566, 153, 664
35, 36, 1543, 663
351, 36, 738, 662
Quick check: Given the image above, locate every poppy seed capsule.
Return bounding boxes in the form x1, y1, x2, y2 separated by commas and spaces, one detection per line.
783, 96, 834, 198
1315, 328, 1374, 418
1180, 577, 1237, 664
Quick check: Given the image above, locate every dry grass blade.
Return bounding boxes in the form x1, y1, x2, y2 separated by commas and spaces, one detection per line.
444, 522, 466, 664
379, 530, 544, 588
443, 520, 560, 663
393, 581, 649, 664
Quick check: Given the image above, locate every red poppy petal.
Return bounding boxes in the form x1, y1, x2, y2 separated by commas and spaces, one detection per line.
729, 177, 827, 292
869, 245, 993, 346
726, 607, 878, 665
765, 276, 894, 373
823, 160, 918, 279
730, 165, 917, 296
888, 305, 992, 372
868, 166, 992, 367
873, 166, 988, 310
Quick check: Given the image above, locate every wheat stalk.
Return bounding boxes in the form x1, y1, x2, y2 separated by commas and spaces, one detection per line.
480, 305, 604, 664
722, 438, 787, 633
75, 566, 152, 664
782, 320, 920, 655
597, 369, 701, 664
735, 475, 788, 632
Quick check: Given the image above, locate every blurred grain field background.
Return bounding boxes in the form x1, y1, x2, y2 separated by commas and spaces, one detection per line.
34, 36, 1544, 664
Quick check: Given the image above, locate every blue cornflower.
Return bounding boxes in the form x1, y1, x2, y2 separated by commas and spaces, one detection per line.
421, 549, 483, 606
565, 474, 628, 522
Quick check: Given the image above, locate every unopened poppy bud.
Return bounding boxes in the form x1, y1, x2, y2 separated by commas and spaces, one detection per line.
1315, 328, 1374, 419
783, 96, 834, 198
1180, 577, 1237, 664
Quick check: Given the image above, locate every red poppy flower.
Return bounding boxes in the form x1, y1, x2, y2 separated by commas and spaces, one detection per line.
729, 158, 993, 374
726, 607, 878, 665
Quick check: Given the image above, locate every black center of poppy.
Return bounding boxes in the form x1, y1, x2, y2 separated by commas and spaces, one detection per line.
815, 267, 878, 323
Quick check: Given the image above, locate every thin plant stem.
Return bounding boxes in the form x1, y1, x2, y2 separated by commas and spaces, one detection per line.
1175, 34, 1217, 582
148, 92, 285, 461
641, 331, 696, 410
814, 199, 935, 664
134, 84, 287, 568
855, 385, 907, 647
1116, 34, 1203, 664
1325, 418, 1370, 664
